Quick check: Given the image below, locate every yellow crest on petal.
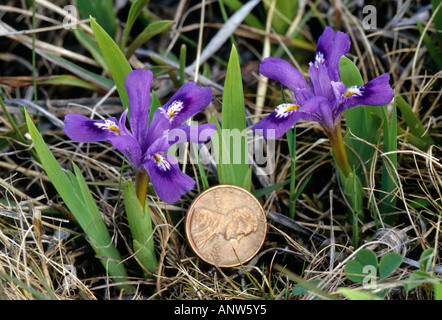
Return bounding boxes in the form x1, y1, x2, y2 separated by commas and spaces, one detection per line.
166, 100, 184, 120
275, 103, 301, 118
94, 120, 120, 135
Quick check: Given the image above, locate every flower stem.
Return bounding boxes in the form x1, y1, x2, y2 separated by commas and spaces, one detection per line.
135, 168, 149, 209
326, 124, 350, 176
327, 124, 363, 247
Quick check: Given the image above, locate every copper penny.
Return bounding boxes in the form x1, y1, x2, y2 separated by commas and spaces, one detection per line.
185, 185, 267, 267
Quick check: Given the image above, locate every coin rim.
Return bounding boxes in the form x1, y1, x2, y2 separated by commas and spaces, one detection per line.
185, 184, 267, 268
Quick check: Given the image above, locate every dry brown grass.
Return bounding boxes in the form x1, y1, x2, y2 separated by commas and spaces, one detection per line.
0, 0, 440, 300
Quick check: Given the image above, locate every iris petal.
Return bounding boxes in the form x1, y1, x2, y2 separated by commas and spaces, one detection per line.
308, 62, 334, 101
145, 108, 172, 149
145, 132, 170, 156
63, 112, 144, 169
253, 103, 317, 139
144, 154, 195, 203
125, 69, 153, 148
110, 132, 143, 170
298, 96, 335, 130
161, 81, 212, 128
331, 81, 346, 105
337, 73, 394, 114
63, 113, 120, 142
315, 26, 351, 82
259, 57, 313, 105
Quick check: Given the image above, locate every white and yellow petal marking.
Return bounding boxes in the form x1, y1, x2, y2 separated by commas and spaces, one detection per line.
152, 153, 171, 172
342, 86, 362, 100
274, 103, 301, 118
315, 52, 325, 66
310, 52, 325, 70
166, 100, 184, 120
94, 119, 120, 135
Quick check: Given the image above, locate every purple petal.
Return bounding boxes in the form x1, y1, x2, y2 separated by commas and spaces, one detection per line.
315, 26, 351, 82
110, 133, 143, 169
106, 110, 144, 169
331, 81, 346, 104
64, 112, 144, 169
145, 131, 170, 156
145, 108, 172, 149
63, 113, 120, 142
253, 103, 311, 139
308, 61, 334, 101
337, 73, 394, 114
259, 57, 313, 105
300, 96, 335, 130
161, 82, 212, 128
168, 123, 217, 145
125, 69, 153, 147
143, 153, 195, 203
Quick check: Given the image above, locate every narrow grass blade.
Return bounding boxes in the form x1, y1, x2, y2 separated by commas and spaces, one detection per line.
0, 269, 52, 300
25, 112, 87, 221
340, 169, 364, 247
191, 142, 210, 191
1, 75, 102, 92
0, 96, 38, 159
417, 21, 442, 70
396, 95, 434, 148
419, 248, 435, 272
282, 87, 297, 219
179, 44, 187, 86
253, 153, 328, 198
432, 0, 442, 49
24, 109, 132, 291
292, 174, 312, 204
435, 281, 442, 300
286, 126, 297, 219
31, 0, 37, 103
150, 55, 179, 86
90, 16, 132, 109
77, 0, 117, 39
148, 91, 162, 125
71, 163, 103, 224
0, 122, 28, 152
254, 179, 290, 198
40, 51, 114, 91
37, 75, 102, 91
222, 46, 247, 138
218, 0, 238, 47
74, 29, 109, 72
263, 0, 298, 34
220, 46, 250, 190
379, 100, 398, 222
125, 20, 174, 58
210, 114, 236, 186
337, 288, 383, 300
350, 171, 364, 247
221, 0, 264, 30
120, 0, 150, 51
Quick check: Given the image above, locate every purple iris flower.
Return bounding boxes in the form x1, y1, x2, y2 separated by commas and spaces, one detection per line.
64, 69, 216, 203
253, 26, 394, 141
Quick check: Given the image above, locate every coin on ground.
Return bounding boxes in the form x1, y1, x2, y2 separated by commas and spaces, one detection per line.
185, 185, 267, 267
